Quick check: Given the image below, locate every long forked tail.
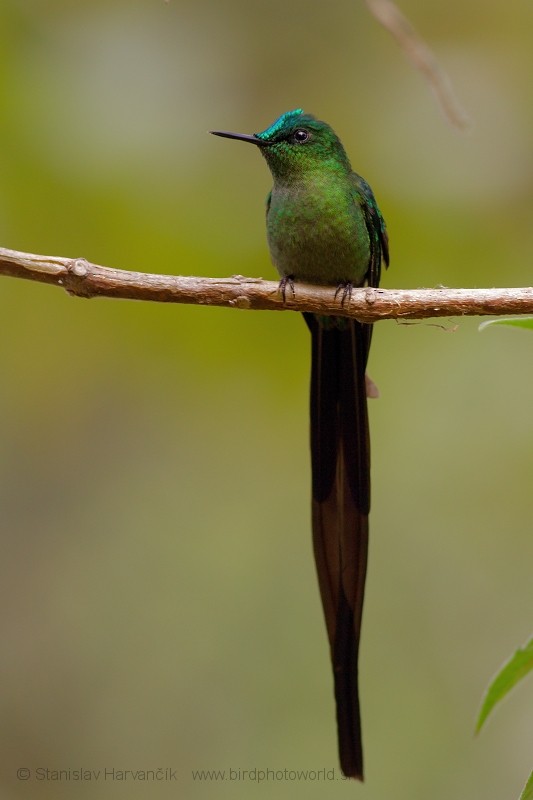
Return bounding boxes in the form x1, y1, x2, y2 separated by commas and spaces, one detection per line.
304, 313, 372, 781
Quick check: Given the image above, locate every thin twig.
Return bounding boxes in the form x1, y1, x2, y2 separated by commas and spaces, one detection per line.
1, 246, 532, 322
364, 0, 470, 131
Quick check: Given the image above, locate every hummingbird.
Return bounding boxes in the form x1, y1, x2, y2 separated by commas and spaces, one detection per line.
211, 109, 389, 780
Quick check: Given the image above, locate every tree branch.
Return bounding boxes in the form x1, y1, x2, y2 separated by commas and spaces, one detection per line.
1, 245, 532, 322
364, 0, 470, 131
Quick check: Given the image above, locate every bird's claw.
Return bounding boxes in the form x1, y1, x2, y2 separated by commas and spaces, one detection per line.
278, 275, 295, 303
334, 281, 353, 307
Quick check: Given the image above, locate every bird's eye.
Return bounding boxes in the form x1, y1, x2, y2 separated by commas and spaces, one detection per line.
292, 129, 310, 144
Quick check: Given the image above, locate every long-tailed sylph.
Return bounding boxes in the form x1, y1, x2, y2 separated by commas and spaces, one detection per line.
211, 109, 389, 780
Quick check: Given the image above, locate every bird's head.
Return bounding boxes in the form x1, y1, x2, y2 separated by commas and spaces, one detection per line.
211, 109, 351, 181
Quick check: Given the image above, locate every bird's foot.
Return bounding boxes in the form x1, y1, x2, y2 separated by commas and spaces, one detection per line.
334, 281, 353, 306
278, 274, 295, 303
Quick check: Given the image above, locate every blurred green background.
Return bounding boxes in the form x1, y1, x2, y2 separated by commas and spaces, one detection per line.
0, 1, 532, 798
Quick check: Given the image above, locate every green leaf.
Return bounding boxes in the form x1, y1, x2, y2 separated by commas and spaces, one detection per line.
476, 636, 533, 733
519, 771, 533, 800
479, 317, 533, 331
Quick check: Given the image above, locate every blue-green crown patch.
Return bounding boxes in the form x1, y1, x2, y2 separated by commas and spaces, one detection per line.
255, 109, 304, 141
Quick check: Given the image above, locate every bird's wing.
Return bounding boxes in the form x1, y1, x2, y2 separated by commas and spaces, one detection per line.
350, 173, 389, 289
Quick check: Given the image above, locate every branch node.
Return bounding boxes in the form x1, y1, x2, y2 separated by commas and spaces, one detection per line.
69, 258, 90, 277
365, 287, 377, 305
231, 295, 252, 309
63, 258, 94, 298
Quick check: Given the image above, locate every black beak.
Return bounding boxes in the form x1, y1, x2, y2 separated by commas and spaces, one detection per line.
210, 130, 269, 147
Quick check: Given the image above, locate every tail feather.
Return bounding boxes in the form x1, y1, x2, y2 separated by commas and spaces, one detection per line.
304, 313, 371, 781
